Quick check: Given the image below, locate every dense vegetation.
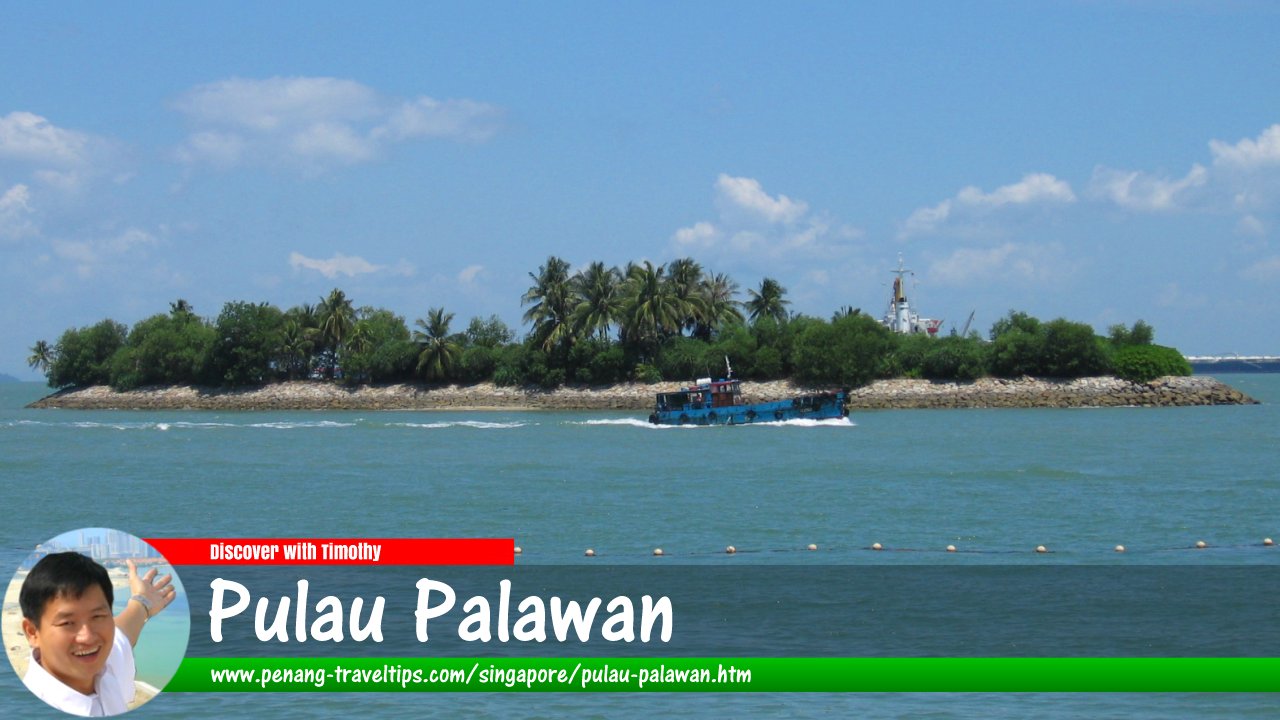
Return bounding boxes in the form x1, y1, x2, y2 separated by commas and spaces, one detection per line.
27, 256, 1189, 391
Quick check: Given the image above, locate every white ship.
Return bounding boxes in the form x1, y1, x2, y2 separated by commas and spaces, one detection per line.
881, 256, 942, 336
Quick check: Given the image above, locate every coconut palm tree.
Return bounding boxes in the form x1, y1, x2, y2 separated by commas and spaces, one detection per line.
621, 261, 681, 356
317, 289, 355, 349
276, 320, 313, 380
315, 289, 354, 378
746, 277, 791, 324
169, 299, 194, 318
521, 256, 574, 352
694, 272, 744, 340
413, 307, 461, 381
666, 257, 708, 336
571, 261, 623, 342
28, 340, 54, 375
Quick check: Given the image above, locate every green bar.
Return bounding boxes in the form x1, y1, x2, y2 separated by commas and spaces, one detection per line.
167, 658, 1280, 692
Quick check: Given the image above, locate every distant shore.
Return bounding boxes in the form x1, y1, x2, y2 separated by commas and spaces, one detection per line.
25, 375, 1258, 411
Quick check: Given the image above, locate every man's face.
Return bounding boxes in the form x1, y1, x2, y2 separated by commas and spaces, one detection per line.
22, 585, 115, 695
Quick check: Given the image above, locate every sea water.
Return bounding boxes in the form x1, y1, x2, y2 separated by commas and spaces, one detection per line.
1, 377, 1277, 718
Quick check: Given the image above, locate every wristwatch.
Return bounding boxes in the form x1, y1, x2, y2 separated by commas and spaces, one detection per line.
130, 594, 154, 619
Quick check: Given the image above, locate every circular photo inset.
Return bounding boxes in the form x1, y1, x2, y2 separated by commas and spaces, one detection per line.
3, 528, 189, 716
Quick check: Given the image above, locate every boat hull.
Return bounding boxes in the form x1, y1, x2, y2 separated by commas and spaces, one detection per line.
648, 391, 849, 426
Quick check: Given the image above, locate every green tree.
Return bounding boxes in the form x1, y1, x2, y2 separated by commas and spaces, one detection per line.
342, 308, 414, 383
989, 310, 1041, 341
1111, 344, 1191, 383
110, 311, 215, 389
1040, 318, 1109, 378
667, 257, 708, 336
988, 310, 1046, 377
571, 261, 624, 342
522, 256, 574, 353
1108, 320, 1155, 346
920, 335, 989, 380
746, 277, 790, 324
205, 302, 285, 386
620, 261, 681, 358
47, 320, 128, 388
463, 315, 516, 348
791, 314, 894, 387
275, 320, 314, 380
694, 272, 743, 341
316, 289, 355, 377
28, 340, 55, 375
413, 308, 462, 381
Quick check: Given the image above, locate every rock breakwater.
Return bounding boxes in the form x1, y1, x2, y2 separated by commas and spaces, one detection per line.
26, 376, 1257, 411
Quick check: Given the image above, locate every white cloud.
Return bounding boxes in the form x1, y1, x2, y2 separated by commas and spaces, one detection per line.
671, 221, 719, 248
457, 264, 485, 284
714, 174, 809, 225
173, 76, 502, 171
288, 122, 376, 165
927, 242, 1074, 287
376, 98, 503, 143
901, 200, 954, 238
175, 77, 381, 131
1210, 124, 1280, 168
48, 227, 158, 279
670, 175, 858, 270
1236, 215, 1266, 237
0, 111, 91, 167
175, 131, 246, 169
289, 251, 385, 278
0, 184, 36, 240
956, 173, 1076, 207
0, 112, 122, 192
1088, 164, 1207, 212
899, 173, 1075, 238
1241, 256, 1280, 282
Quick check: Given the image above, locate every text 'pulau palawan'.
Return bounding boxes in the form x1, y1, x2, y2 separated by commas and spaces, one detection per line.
208, 578, 673, 643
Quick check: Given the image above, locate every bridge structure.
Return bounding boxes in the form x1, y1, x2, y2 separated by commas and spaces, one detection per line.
1184, 355, 1280, 373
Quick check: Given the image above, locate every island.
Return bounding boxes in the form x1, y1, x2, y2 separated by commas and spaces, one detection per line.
20, 257, 1263, 412
26, 375, 1256, 411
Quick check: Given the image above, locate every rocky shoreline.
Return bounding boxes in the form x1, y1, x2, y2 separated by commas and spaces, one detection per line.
25, 375, 1258, 411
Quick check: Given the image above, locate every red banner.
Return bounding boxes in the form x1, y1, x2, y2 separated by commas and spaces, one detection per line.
145, 538, 513, 565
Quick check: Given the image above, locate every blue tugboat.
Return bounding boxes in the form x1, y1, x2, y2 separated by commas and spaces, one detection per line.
647, 362, 849, 426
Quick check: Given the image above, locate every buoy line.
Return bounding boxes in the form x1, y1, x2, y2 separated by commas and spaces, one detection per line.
524, 538, 1277, 558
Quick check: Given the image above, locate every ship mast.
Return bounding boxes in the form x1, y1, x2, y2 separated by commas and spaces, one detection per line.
889, 254, 912, 334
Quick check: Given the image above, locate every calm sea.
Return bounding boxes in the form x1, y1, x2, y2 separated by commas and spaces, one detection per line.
1, 376, 1277, 718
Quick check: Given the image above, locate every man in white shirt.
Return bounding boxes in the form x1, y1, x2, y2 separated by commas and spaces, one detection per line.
19, 552, 176, 716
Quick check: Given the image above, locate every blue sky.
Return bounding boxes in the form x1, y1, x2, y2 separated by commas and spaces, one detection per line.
4, 2, 1280, 379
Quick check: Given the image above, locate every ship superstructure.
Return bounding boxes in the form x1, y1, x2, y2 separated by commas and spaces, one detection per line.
881, 256, 942, 336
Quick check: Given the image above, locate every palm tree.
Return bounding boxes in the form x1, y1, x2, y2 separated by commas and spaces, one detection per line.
28, 340, 54, 375
169, 299, 194, 318
571, 261, 623, 341
621, 261, 681, 356
832, 305, 861, 321
413, 307, 461, 381
317, 289, 355, 349
316, 289, 354, 377
746, 277, 791, 324
694, 272, 744, 340
276, 320, 313, 380
521, 256, 574, 352
666, 257, 708, 336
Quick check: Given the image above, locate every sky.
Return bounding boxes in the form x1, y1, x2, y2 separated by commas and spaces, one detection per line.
3, 1, 1280, 379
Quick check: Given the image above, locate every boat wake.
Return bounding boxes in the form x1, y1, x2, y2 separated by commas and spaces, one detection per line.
9, 419, 358, 431
568, 418, 695, 429
757, 417, 856, 428
385, 420, 527, 430
568, 417, 855, 429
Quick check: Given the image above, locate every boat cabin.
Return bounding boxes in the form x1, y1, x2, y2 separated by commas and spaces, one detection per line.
655, 378, 743, 412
